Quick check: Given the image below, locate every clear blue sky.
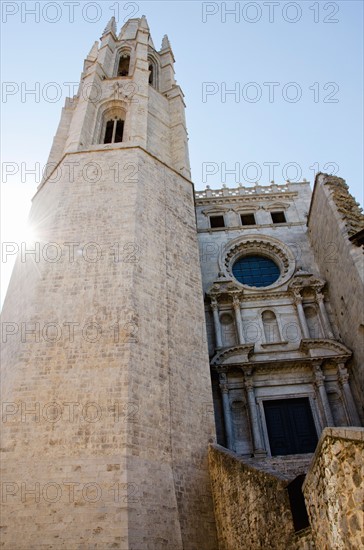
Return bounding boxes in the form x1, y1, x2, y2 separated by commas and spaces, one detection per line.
1, 1, 363, 303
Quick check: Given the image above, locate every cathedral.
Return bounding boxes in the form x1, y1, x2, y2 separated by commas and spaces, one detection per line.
1, 16, 363, 550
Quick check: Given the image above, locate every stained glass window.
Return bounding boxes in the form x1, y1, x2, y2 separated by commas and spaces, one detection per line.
232, 255, 280, 287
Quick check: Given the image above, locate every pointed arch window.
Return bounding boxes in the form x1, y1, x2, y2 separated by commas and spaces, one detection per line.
117, 54, 130, 77
103, 117, 124, 144
148, 64, 154, 85
147, 56, 159, 89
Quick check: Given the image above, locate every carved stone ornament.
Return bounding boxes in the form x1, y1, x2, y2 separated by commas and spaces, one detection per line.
289, 270, 326, 293
211, 344, 255, 366
299, 338, 352, 360
324, 176, 364, 237
207, 271, 243, 300
218, 234, 296, 290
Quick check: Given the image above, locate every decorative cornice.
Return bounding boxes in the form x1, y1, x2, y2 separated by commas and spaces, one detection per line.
212, 360, 315, 375
195, 182, 304, 201
211, 344, 255, 366
299, 338, 352, 359
262, 200, 291, 211
201, 206, 231, 216
210, 338, 352, 372
197, 221, 306, 233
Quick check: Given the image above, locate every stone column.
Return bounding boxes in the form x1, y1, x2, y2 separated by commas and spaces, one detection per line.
316, 291, 334, 339
244, 370, 266, 456
313, 363, 334, 426
233, 296, 245, 345
211, 299, 222, 349
337, 363, 361, 426
293, 291, 310, 339
219, 374, 234, 450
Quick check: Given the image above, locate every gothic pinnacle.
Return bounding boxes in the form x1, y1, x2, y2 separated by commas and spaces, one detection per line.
86, 41, 99, 61
140, 15, 150, 30
161, 34, 171, 50
102, 16, 117, 37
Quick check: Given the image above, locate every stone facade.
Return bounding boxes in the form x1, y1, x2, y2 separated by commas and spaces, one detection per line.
307, 174, 364, 423
196, 182, 361, 464
1, 15, 363, 550
1, 17, 217, 550
303, 427, 364, 550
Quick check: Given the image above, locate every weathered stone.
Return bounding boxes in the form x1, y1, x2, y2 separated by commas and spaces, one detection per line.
303, 427, 364, 550
208, 444, 296, 550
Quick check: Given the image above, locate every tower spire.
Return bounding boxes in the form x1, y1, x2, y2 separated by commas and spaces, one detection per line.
86, 40, 99, 62
102, 15, 117, 37
161, 34, 171, 51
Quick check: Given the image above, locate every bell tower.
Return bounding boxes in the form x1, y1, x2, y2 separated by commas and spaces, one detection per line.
1, 17, 217, 549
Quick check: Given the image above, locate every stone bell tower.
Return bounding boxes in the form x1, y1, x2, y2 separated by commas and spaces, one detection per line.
1, 17, 217, 549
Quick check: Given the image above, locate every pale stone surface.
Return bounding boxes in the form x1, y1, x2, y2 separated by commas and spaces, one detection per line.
1, 13, 363, 550
1, 16, 217, 550
307, 174, 364, 424
196, 182, 359, 458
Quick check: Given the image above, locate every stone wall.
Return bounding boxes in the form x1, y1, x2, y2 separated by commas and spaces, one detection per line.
208, 444, 298, 549
208, 429, 363, 550
289, 528, 315, 550
1, 147, 218, 549
303, 427, 364, 550
307, 174, 364, 422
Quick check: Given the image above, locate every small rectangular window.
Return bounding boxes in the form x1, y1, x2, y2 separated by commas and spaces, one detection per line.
240, 213, 256, 226
271, 211, 286, 224
210, 215, 225, 228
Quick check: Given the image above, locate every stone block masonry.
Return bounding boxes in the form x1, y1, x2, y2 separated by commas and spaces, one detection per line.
1, 147, 218, 549
303, 427, 364, 550
208, 444, 298, 549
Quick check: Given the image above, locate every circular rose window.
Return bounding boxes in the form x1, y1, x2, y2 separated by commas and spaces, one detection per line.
232, 255, 280, 287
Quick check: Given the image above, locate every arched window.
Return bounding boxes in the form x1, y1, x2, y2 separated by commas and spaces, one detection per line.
304, 306, 323, 339
103, 117, 124, 144
117, 54, 130, 77
262, 310, 280, 343
94, 102, 127, 146
148, 63, 154, 85
147, 56, 158, 89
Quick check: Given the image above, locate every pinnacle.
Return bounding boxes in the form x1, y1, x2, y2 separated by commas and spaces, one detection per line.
140, 15, 150, 30
102, 16, 117, 37
87, 41, 99, 61
161, 34, 171, 50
